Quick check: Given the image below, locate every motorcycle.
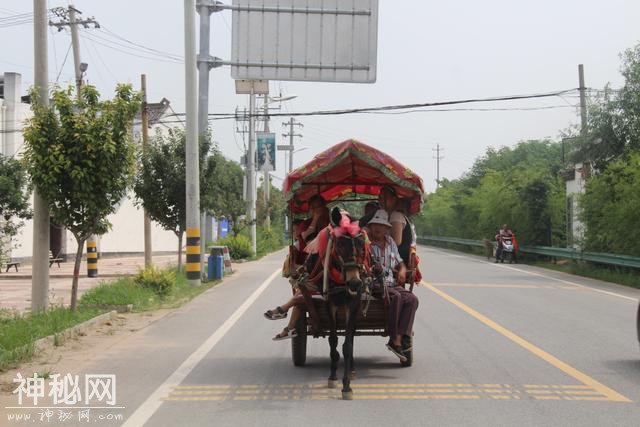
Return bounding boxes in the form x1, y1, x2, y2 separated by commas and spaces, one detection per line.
495, 233, 517, 264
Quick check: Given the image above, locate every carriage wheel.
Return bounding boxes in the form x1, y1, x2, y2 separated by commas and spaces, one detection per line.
291, 313, 308, 366
400, 334, 413, 367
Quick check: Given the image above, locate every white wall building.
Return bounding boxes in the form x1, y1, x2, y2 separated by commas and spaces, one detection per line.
563, 162, 591, 249
1, 71, 193, 262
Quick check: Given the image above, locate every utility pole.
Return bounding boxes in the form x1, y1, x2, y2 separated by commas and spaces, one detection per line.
262, 95, 271, 230
184, 0, 201, 284
140, 75, 152, 268
432, 143, 444, 189
32, 0, 50, 311
49, 5, 99, 97
196, 2, 215, 277
282, 117, 303, 174
247, 88, 257, 255
578, 64, 588, 145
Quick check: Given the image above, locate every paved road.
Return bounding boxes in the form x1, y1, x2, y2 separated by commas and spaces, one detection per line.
6, 247, 640, 426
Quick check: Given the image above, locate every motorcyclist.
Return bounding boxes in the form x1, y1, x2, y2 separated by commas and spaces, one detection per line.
495, 224, 516, 263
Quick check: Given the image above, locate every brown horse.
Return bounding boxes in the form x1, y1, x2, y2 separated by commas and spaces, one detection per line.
304, 207, 372, 400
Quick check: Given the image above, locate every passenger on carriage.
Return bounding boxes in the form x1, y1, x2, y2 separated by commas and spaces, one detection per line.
265, 195, 330, 341
361, 186, 421, 283
367, 209, 419, 362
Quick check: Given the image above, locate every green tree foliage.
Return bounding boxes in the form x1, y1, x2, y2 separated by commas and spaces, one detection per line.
576, 44, 640, 169
415, 140, 566, 247
23, 84, 141, 310
571, 42, 640, 256
0, 154, 31, 258
202, 153, 246, 236
133, 128, 214, 270
256, 179, 286, 228
581, 153, 640, 256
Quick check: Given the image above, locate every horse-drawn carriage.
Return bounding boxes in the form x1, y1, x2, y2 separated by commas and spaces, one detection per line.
282, 139, 425, 399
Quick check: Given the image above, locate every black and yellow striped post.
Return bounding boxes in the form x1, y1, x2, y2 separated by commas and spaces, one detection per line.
185, 228, 201, 281
87, 239, 98, 278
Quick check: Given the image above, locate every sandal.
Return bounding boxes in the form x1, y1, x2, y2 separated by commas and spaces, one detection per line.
273, 327, 297, 341
386, 341, 407, 362
264, 306, 287, 320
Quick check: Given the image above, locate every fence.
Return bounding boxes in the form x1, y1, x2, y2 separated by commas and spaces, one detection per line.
417, 236, 640, 269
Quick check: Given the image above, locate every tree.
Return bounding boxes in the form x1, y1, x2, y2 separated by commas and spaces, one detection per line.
414, 140, 567, 247
581, 152, 640, 256
202, 153, 246, 236
576, 43, 640, 169
23, 84, 141, 311
256, 179, 286, 228
134, 128, 214, 270
0, 154, 31, 259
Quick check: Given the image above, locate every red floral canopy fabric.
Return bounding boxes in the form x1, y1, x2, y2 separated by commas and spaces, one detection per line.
283, 139, 425, 215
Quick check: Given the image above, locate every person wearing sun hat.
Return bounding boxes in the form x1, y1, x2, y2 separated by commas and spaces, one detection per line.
367, 209, 419, 362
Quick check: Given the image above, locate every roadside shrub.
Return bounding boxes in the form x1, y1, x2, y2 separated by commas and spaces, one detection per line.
217, 234, 252, 260
134, 267, 176, 297
257, 226, 284, 257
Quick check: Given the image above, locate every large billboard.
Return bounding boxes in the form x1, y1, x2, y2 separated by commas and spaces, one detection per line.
256, 132, 276, 172
231, 0, 378, 83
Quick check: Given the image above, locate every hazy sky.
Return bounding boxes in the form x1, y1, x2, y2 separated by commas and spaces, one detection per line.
2, 0, 639, 192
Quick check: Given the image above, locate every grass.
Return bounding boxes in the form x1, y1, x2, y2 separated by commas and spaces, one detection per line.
0, 267, 217, 372
0, 306, 101, 371
78, 268, 215, 312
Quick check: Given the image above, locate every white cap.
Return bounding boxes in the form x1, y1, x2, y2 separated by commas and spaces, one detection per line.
368, 209, 391, 227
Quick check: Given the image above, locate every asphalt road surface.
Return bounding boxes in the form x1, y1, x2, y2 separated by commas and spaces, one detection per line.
10, 246, 640, 426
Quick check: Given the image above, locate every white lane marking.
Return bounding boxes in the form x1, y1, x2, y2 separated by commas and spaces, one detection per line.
122, 268, 282, 427
420, 246, 638, 303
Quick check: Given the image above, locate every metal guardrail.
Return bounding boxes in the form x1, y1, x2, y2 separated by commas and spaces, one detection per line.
417, 235, 640, 269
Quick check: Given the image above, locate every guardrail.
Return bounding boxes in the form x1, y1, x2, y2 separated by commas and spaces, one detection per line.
417, 235, 640, 269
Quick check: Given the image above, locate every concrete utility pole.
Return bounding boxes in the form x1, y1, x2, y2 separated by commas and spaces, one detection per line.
578, 64, 588, 144
140, 75, 152, 268
49, 5, 99, 97
68, 6, 83, 95
32, 0, 50, 311
184, 0, 201, 285
247, 89, 257, 255
282, 117, 303, 174
196, 2, 214, 276
262, 95, 271, 229
432, 144, 444, 189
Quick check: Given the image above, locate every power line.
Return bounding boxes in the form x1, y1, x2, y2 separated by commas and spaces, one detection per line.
81, 32, 183, 64
55, 42, 72, 83
165, 88, 580, 120
85, 37, 118, 83
98, 26, 183, 61
87, 29, 182, 62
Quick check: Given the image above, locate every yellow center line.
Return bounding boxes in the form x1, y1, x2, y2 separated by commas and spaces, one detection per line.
432, 284, 539, 289
162, 382, 622, 402
422, 281, 631, 403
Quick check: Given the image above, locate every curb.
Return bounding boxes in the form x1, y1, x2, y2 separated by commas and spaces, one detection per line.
33, 310, 118, 350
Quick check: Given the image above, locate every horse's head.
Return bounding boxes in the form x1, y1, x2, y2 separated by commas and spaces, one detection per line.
329, 207, 370, 294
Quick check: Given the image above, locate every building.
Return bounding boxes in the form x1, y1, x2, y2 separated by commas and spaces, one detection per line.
562, 161, 591, 249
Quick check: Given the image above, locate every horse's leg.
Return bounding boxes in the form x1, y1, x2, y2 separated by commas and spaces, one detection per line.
328, 303, 340, 389
341, 300, 358, 400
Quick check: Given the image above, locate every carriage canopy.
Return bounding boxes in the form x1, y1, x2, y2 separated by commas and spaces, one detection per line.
283, 139, 425, 215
